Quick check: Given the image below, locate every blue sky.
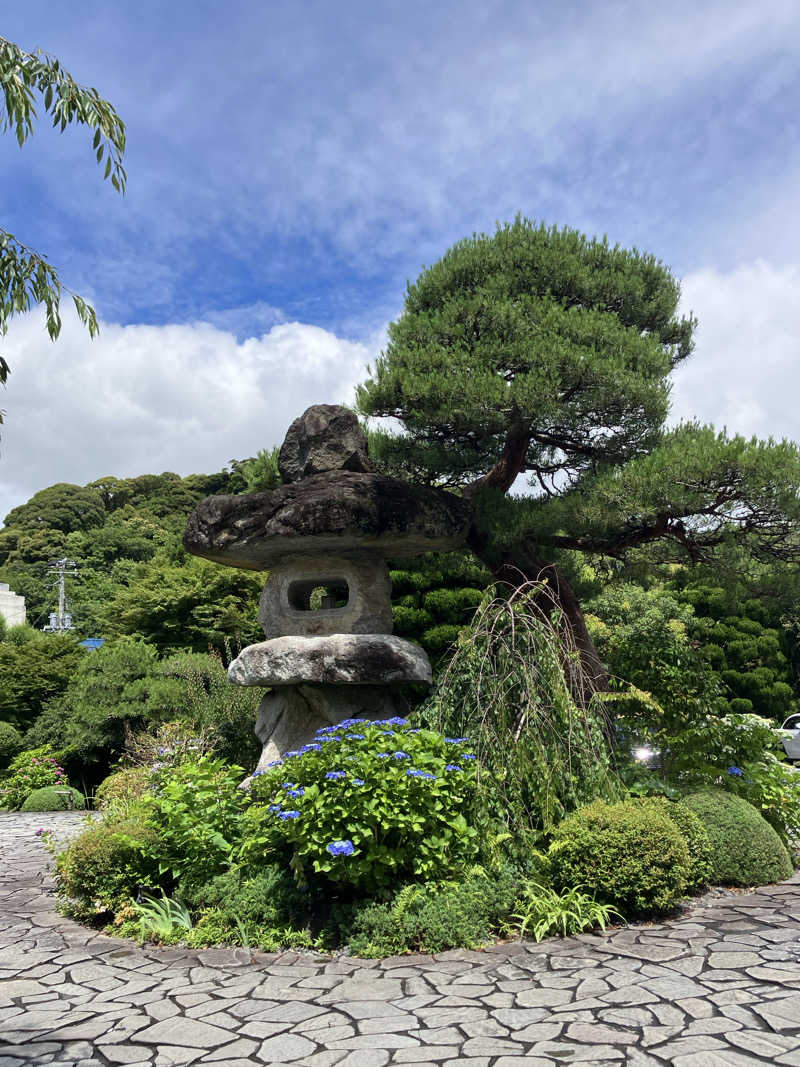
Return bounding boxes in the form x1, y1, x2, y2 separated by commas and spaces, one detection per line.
1, 0, 800, 520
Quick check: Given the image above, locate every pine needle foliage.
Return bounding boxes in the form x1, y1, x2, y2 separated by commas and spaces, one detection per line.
424, 579, 620, 832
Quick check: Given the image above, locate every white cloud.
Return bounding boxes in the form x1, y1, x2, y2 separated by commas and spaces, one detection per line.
670, 260, 800, 442
0, 311, 375, 523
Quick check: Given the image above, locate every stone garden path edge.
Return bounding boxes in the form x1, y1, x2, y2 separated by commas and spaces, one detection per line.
2, 811, 799, 1067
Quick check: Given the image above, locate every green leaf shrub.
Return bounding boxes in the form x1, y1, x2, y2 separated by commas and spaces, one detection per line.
56, 812, 161, 919
348, 865, 520, 957
21, 785, 86, 811
135, 756, 247, 887
548, 799, 691, 916
94, 767, 149, 810
681, 789, 793, 886
244, 717, 482, 894
0, 721, 23, 770
1, 746, 69, 810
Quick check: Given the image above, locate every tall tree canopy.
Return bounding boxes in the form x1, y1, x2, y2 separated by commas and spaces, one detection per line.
0, 35, 126, 395
357, 218, 800, 691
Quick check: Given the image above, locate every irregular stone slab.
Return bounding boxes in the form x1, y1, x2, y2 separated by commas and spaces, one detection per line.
183, 471, 471, 568
278, 405, 373, 483
229, 635, 432, 687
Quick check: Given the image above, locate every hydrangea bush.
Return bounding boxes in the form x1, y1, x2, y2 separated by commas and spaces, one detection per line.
1, 746, 69, 810
242, 718, 481, 893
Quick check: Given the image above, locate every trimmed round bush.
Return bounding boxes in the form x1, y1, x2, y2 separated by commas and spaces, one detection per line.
0, 722, 23, 770
548, 798, 691, 916
643, 797, 713, 896
21, 785, 86, 812
94, 767, 149, 810
682, 789, 793, 886
56, 812, 161, 918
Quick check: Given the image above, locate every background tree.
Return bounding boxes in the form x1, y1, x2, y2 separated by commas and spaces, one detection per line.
0, 34, 126, 397
357, 218, 800, 693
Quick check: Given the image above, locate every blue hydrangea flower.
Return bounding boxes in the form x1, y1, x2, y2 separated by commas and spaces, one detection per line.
444, 737, 468, 744
376, 752, 390, 759
462, 753, 476, 760
251, 770, 264, 778
352, 778, 365, 785
407, 728, 421, 734
326, 839, 355, 856
268, 804, 282, 813
286, 788, 305, 799
346, 733, 365, 740
381, 730, 395, 735
339, 718, 368, 728
267, 759, 283, 767
325, 770, 346, 780
284, 750, 301, 759
422, 772, 436, 780
278, 810, 301, 820
315, 726, 337, 735
300, 743, 322, 752
406, 768, 425, 777
282, 782, 297, 789
393, 751, 410, 759
727, 766, 744, 776
445, 764, 462, 772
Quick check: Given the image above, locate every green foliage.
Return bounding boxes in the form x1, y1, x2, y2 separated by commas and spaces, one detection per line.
94, 767, 149, 810
682, 790, 793, 886
512, 883, 621, 943
25, 639, 183, 776
0, 34, 126, 388
1, 746, 68, 809
0, 721, 23, 769
243, 718, 482, 894
238, 447, 282, 492
0, 627, 83, 732
586, 583, 721, 754
426, 582, 619, 832
548, 799, 691, 917
134, 756, 248, 887
20, 785, 86, 811
56, 811, 161, 919
682, 584, 797, 721
348, 865, 520, 956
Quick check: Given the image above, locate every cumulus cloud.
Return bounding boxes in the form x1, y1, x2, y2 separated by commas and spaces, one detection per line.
0, 311, 375, 522
670, 260, 800, 443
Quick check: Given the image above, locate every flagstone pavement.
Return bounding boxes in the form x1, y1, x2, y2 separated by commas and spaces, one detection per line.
1, 812, 799, 1067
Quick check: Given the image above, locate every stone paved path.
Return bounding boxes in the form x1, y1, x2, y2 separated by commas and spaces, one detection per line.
2, 813, 800, 1067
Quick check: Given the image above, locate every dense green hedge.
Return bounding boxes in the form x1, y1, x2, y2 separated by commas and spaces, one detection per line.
681, 789, 793, 886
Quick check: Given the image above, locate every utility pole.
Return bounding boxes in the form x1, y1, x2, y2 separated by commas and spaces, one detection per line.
43, 558, 77, 632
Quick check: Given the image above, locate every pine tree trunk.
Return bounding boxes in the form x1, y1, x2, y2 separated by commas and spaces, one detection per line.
466, 527, 608, 704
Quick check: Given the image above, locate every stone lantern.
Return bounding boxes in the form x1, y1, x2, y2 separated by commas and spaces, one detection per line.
184, 405, 470, 776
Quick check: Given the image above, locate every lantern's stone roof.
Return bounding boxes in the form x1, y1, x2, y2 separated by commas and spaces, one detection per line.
183, 469, 470, 568
228, 634, 432, 687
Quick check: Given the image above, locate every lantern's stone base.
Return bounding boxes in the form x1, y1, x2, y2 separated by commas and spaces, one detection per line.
244, 683, 413, 784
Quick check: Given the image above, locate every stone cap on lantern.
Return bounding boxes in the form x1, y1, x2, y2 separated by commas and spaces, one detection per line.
183, 405, 471, 641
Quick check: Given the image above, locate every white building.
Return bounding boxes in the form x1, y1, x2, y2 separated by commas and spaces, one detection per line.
0, 583, 26, 628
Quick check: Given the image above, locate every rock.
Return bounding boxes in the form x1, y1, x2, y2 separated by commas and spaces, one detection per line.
246, 684, 415, 773
183, 471, 470, 568
228, 634, 432, 688
278, 405, 373, 483
259, 555, 392, 638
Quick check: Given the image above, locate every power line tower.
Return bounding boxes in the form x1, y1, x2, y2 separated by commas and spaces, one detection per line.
42, 558, 78, 632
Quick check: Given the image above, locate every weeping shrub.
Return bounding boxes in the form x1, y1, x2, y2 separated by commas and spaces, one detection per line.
423, 580, 619, 832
